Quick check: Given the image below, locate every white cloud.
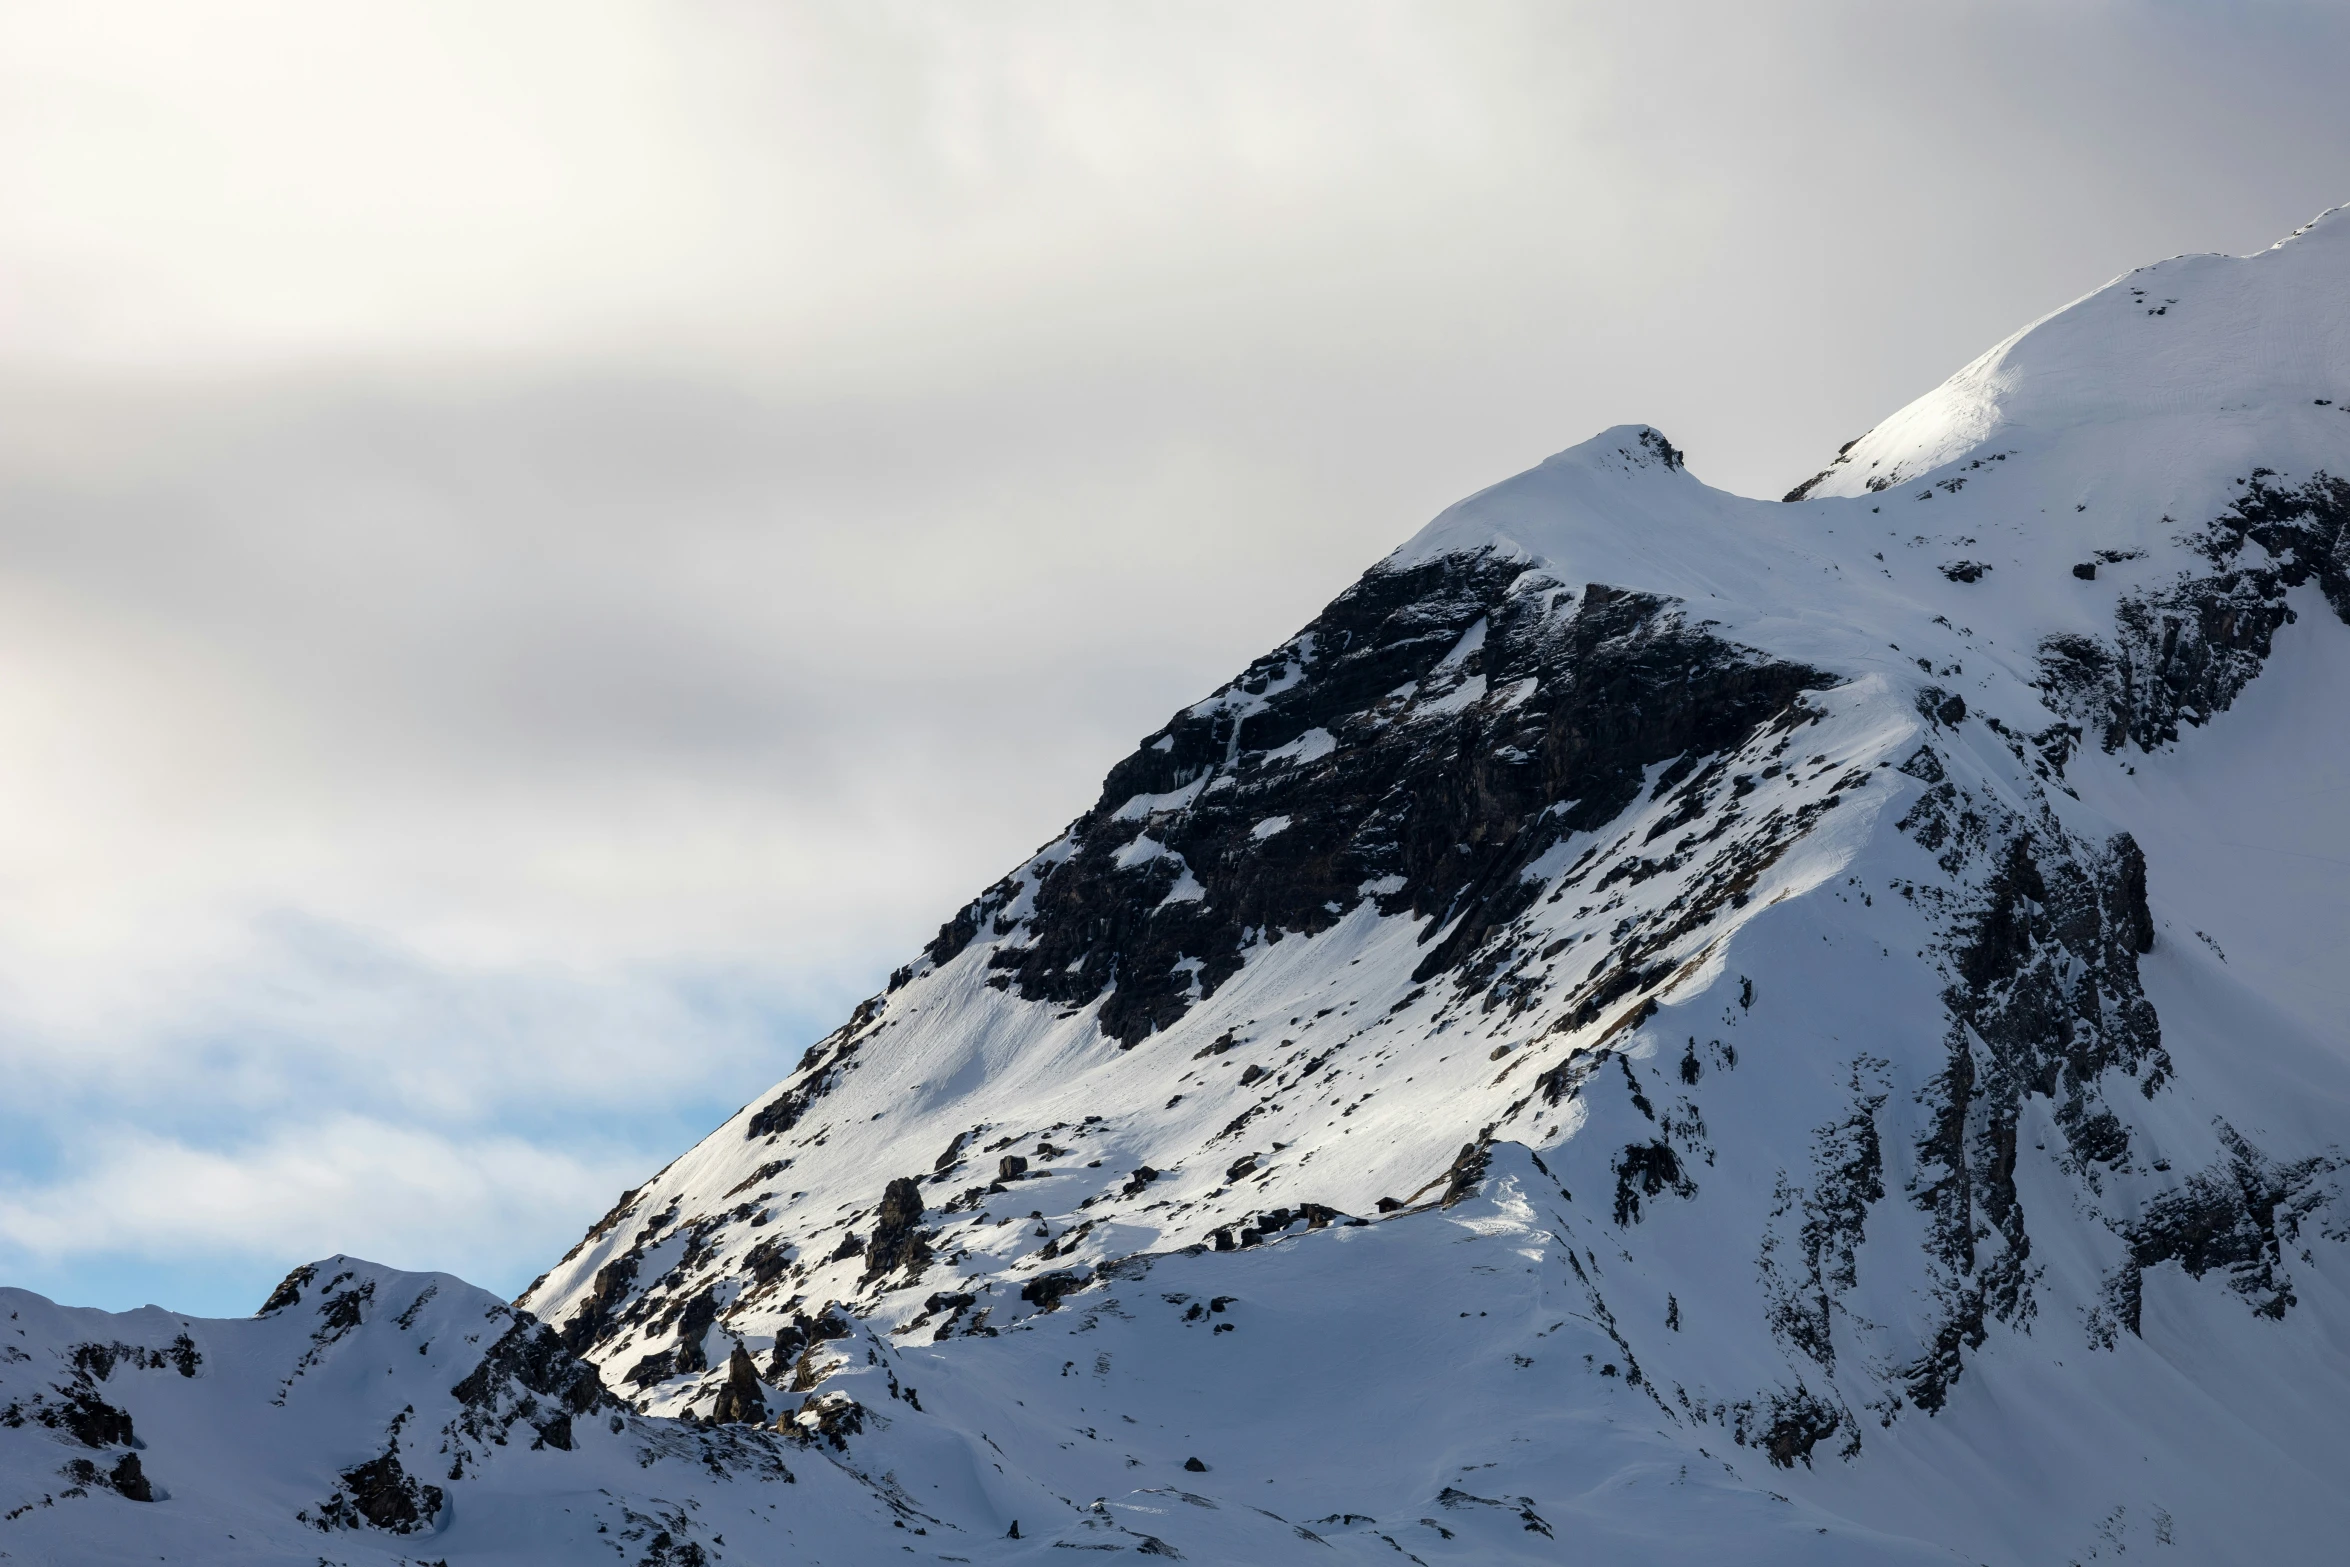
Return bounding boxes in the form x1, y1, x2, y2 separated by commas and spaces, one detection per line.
0, 1113, 647, 1289
0, 0, 2346, 1310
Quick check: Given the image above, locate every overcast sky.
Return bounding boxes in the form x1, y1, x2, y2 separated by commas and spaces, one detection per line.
2, 0, 2345, 1316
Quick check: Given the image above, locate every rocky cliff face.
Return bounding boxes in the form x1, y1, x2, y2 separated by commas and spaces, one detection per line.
12, 211, 2350, 1566
929, 537, 1834, 1048
2038, 468, 2350, 752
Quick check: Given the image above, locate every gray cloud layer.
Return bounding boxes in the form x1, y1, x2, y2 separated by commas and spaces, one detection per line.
2, 0, 2345, 1312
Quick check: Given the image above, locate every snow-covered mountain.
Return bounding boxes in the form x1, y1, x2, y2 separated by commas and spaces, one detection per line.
10, 209, 2350, 1565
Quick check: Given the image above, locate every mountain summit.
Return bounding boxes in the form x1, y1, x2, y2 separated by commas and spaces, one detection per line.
1790, 202, 2350, 502
10, 212, 2350, 1565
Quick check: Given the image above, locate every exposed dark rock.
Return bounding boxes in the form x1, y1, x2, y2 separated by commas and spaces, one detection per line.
742, 1238, 793, 1286
2104, 1126, 2339, 1336
448, 1315, 612, 1449
1435, 1486, 1555, 1537
108, 1452, 153, 1502
768, 1308, 852, 1381
551, 1185, 645, 1270
784, 1390, 865, 1449
743, 1011, 878, 1143
2038, 470, 2350, 752
2111, 835, 2155, 955
710, 1343, 768, 1425
559, 1254, 640, 1354
301, 1274, 375, 1348
725, 1160, 788, 1198
1743, 1387, 1846, 1470
1759, 1064, 1888, 1369
638, 1528, 713, 1567
317, 1447, 443, 1534
1781, 436, 1864, 502
67, 1343, 123, 1381
47, 1385, 136, 1449
1916, 687, 1966, 727
1020, 1271, 1091, 1313
915, 1291, 978, 1341
1611, 1140, 1695, 1226
916, 549, 1830, 1045
862, 1177, 933, 1283
666, 1289, 720, 1374
745, 1082, 823, 1142
1895, 781, 2173, 1411
258, 1263, 317, 1316
1440, 1139, 1493, 1208
65, 1337, 200, 1383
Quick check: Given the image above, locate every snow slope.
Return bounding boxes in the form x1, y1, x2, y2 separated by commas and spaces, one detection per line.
0, 1258, 834, 1565
9, 208, 2350, 1565
1788, 203, 2350, 506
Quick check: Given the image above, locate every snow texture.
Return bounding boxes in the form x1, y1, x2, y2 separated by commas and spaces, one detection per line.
9, 208, 2350, 1565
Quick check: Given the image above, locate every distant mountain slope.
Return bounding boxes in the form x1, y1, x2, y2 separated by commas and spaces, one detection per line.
0, 1258, 847, 1565
10, 208, 2350, 1565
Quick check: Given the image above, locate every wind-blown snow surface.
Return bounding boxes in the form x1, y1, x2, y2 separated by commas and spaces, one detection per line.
13, 210, 2350, 1564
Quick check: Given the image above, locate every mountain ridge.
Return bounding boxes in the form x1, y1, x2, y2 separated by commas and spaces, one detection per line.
1787, 201, 2350, 502
7, 207, 2350, 1564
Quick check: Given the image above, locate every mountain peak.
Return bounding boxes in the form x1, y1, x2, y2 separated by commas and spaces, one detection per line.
1545, 423, 1687, 475
1389, 420, 1756, 592
16, 215, 2350, 1566
1791, 200, 2350, 500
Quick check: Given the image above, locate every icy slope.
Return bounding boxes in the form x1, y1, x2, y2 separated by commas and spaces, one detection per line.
9, 208, 2350, 1564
